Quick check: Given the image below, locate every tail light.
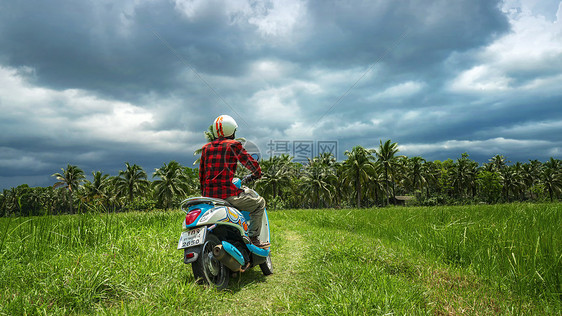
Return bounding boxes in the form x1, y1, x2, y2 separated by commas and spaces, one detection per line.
185, 208, 201, 225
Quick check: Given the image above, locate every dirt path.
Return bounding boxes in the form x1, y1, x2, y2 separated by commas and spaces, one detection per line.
221, 228, 310, 315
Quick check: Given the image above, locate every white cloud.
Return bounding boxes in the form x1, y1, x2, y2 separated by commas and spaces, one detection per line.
476, 118, 562, 138
249, 89, 301, 122
367, 81, 425, 100
450, 65, 513, 92
400, 137, 556, 158
284, 121, 314, 139
0, 148, 51, 171
173, 0, 306, 38
549, 146, 561, 156
249, 59, 296, 81
449, 0, 562, 93
367, 108, 450, 133
489, 1, 562, 69
247, 0, 306, 37
326, 120, 376, 139
174, 0, 252, 20
74, 102, 152, 140
519, 73, 562, 92
309, 65, 379, 91
248, 80, 321, 124
0, 65, 195, 153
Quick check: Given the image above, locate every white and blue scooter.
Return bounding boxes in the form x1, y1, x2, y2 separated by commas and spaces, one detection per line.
177, 176, 272, 289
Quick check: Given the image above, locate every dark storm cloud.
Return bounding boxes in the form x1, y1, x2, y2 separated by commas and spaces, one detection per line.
0, 0, 259, 102
0, 0, 561, 191
299, 0, 509, 69
0, 128, 199, 188
0, 0, 508, 139
0, 0, 509, 100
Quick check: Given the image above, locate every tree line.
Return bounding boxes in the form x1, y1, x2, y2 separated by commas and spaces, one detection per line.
1, 140, 561, 217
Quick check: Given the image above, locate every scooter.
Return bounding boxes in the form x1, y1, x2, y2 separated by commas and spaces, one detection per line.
177, 176, 273, 289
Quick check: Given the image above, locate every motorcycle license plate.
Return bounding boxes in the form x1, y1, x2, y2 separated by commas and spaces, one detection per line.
177, 227, 206, 250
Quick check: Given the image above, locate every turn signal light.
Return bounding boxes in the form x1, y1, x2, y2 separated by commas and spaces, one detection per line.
185, 208, 201, 225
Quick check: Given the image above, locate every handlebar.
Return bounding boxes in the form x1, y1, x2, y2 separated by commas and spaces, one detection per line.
241, 174, 257, 184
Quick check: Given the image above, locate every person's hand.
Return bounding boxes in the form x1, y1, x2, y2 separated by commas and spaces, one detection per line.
241, 174, 255, 184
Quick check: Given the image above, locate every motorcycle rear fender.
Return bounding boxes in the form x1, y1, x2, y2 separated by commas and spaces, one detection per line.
185, 204, 248, 237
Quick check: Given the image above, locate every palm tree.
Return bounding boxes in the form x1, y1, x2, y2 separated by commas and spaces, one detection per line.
406, 156, 426, 196
152, 161, 192, 209
83, 171, 110, 206
40, 186, 57, 216
332, 162, 350, 208
183, 166, 200, 194
544, 157, 561, 171
52, 164, 85, 214
259, 155, 293, 199
27, 188, 43, 216
316, 153, 351, 207
53, 186, 69, 214
375, 139, 401, 205
315, 152, 337, 167
114, 162, 150, 206
1, 188, 18, 216
104, 176, 123, 210
489, 154, 507, 172
477, 170, 503, 203
500, 166, 523, 202
301, 156, 336, 208
365, 162, 385, 206
421, 160, 441, 197
542, 158, 562, 202
521, 161, 540, 200
450, 153, 479, 198
285, 163, 307, 209
343, 145, 376, 208
0, 191, 5, 217
511, 162, 526, 200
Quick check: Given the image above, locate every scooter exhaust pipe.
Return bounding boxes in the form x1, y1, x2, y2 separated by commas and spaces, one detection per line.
213, 245, 243, 272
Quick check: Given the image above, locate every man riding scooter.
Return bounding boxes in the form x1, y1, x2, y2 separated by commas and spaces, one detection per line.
199, 114, 270, 248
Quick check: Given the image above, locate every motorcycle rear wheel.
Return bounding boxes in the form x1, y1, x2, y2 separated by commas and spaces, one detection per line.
192, 233, 230, 289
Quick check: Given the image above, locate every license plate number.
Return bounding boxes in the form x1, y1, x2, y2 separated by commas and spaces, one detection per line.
177, 227, 206, 249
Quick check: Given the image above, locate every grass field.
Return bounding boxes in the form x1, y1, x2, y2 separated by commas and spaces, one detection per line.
0, 203, 560, 315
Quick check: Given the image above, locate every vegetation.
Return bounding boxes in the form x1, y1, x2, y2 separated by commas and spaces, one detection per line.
1, 140, 562, 217
0, 204, 559, 314
1, 134, 560, 314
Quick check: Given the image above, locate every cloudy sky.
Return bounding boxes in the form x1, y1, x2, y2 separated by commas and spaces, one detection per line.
1, 0, 561, 189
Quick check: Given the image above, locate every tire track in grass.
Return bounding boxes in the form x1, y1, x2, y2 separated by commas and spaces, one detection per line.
223, 227, 310, 315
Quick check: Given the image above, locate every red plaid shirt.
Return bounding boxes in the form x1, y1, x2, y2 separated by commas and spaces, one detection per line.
199, 137, 262, 199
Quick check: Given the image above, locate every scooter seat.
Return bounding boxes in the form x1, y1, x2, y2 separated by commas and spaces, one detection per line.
181, 197, 234, 208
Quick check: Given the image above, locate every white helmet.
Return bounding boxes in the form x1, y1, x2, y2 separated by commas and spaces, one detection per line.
212, 115, 238, 138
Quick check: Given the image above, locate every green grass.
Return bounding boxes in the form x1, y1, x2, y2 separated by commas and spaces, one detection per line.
0, 204, 560, 315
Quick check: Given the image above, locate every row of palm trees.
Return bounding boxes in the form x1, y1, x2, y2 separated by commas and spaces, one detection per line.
1, 140, 561, 217
253, 143, 562, 209
1, 161, 198, 217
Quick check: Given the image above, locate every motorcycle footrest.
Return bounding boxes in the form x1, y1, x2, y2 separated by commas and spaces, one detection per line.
247, 243, 270, 257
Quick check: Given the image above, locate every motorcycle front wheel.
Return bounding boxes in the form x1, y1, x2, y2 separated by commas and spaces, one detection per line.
259, 255, 273, 276
192, 233, 230, 289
